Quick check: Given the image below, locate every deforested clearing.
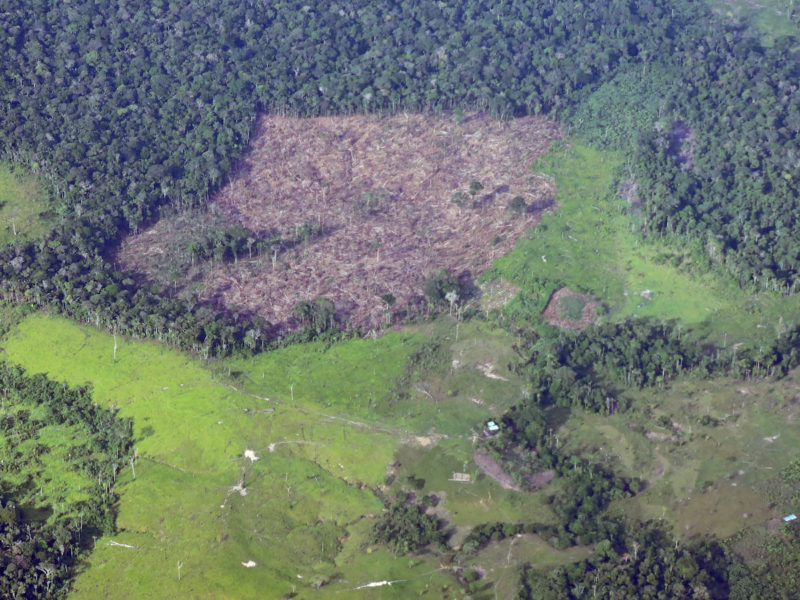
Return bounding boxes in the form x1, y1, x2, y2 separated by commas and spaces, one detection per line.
118, 112, 560, 331
542, 287, 597, 331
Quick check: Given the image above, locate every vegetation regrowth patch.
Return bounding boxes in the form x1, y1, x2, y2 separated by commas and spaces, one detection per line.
542, 287, 596, 331
118, 113, 559, 331
0, 163, 51, 247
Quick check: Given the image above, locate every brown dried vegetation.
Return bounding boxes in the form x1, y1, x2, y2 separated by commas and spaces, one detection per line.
474, 451, 521, 492
118, 112, 560, 331
542, 287, 597, 331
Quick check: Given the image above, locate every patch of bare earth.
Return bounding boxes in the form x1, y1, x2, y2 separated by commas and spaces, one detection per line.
474, 451, 521, 491
118, 112, 559, 331
645, 431, 675, 442
407, 433, 446, 448
541, 287, 597, 331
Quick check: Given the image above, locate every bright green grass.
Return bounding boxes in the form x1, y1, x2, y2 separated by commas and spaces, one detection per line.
1, 314, 459, 599
1, 313, 574, 598
230, 318, 526, 440
488, 144, 623, 306
488, 142, 800, 347
0, 162, 52, 245
233, 317, 558, 530
0, 414, 95, 523
225, 331, 425, 428
392, 319, 528, 435
490, 143, 739, 322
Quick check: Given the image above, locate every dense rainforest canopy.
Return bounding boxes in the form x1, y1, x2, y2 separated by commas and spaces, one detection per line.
1, 0, 798, 354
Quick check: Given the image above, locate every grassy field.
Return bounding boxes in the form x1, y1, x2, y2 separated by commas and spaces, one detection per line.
0, 412, 96, 524
4, 309, 797, 598
225, 318, 527, 441
558, 368, 800, 541
1, 314, 452, 598
464, 535, 592, 599
389, 438, 554, 530
1, 312, 568, 598
706, 0, 799, 44
488, 142, 800, 347
488, 142, 743, 325
0, 162, 52, 246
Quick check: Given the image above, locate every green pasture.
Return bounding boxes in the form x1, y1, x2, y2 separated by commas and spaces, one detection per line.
465, 535, 592, 599
706, 0, 800, 44
228, 318, 525, 439
389, 438, 555, 530
488, 142, 741, 325
225, 331, 424, 430
395, 319, 527, 435
229, 317, 563, 543
0, 163, 51, 246
0, 414, 95, 523
1, 314, 465, 598
559, 367, 800, 541
488, 142, 800, 347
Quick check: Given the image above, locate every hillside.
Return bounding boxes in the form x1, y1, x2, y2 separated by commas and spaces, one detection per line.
1, 0, 800, 598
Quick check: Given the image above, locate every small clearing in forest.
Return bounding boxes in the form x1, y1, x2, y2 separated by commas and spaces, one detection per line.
474, 451, 521, 491
118, 112, 559, 332
542, 287, 597, 331
478, 279, 520, 314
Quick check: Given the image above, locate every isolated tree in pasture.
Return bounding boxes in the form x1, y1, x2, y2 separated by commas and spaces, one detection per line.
469, 181, 484, 197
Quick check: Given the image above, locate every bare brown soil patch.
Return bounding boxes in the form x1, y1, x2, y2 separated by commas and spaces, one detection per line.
118, 112, 559, 331
407, 433, 446, 448
474, 451, 521, 491
541, 287, 597, 331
